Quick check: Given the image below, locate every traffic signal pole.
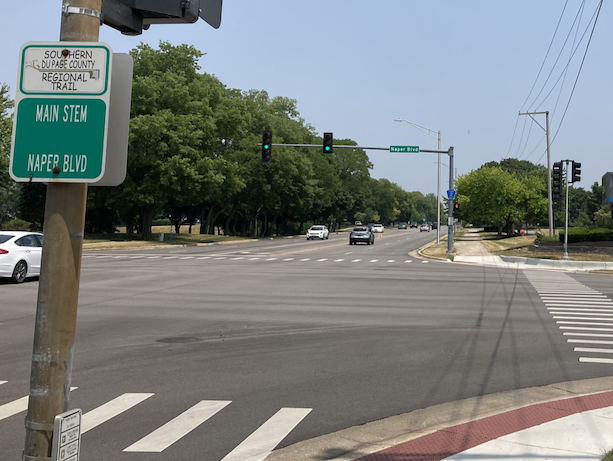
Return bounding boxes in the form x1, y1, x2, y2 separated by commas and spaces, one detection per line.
23, 1, 100, 458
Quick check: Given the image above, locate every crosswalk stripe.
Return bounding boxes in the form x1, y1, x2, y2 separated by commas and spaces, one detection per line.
0, 387, 77, 422
574, 347, 613, 354
124, 400, 231, 452
0, 381, 6, 385
548, 307, 613, 313
0, 396, 28, 421
220, 408, 312, 461
569, 339, 613, 345
81, 393, 154, 434
580, 357, 613, 364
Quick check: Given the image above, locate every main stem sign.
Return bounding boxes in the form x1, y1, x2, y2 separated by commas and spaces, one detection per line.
10, 42, 112, 183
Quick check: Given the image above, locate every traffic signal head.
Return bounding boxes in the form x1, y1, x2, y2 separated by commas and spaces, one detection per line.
552, 161, 563, 197
572, 161, 581, 183
323, 132, 333, 154
453, 202, 460, 217
261, 131, 272, 163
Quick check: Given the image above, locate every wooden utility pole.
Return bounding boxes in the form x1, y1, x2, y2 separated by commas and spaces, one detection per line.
23, 1, 101, 459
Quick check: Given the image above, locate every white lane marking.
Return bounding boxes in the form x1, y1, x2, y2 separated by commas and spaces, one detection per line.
129, 255, 145, 259
0, 387, 77, 422
266, 258, 277, 261
317, 259, 327, 262
249, 258, 260, 261
546, 303, 613, 309
162, 256, 178, 260
300, 259, 311, 262
351, 259, 361, 263
580, 357, 613, 364
334, 259, 344, 262
540, 294, 607, 298
387, 260, 395, 263
542, 299, 613, 305
0, 396, 28, 421
555, 316, 613, 322
124, 400, 231, 452
385, 243, 390, 245
551, 312, 613, 317
345, 252, 353, 255
370, 260, 378, 263
215, 257, 226, 260
405, 260, 412, 263
0, 381, 6, 385
220, 408, 312, 461
197, 257, 210, 260
147, 256, 160, 259
557, 321, 613, 326
283, 258, 294, 261
564, 332, 613, 337
82, 393, 154, 434
570, 339, 613, 346
180, 257, 194, 260
230, 257, 244, 261
421, 261, 429, 264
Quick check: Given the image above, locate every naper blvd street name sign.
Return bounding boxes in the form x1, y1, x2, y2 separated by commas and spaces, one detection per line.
10, 42, 112, 183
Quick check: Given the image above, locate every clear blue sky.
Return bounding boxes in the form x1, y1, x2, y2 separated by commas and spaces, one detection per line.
2, 1, 610, 197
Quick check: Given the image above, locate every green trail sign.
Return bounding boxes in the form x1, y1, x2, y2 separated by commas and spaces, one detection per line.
390, 145, 419, 153
10, 42, 112, 183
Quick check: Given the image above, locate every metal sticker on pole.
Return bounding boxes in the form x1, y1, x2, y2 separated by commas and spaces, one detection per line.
389, 146, 419, 153
51, 408, 82, 461
9, 42, 112, 183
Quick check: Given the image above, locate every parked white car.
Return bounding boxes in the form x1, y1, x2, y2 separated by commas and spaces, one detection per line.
0, 231, 44, 283
371, 224, 384, 233
306, 225, 329, 240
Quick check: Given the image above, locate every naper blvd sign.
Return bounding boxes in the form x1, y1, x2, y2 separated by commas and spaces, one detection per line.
10, 42, 112, 183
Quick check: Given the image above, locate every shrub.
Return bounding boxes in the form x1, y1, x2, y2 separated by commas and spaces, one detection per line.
3, 219, 32, 231
559, 228, 613, 244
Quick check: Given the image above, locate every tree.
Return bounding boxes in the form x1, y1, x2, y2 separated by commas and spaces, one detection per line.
0, 84, 15, 227
456, 166, 547, 235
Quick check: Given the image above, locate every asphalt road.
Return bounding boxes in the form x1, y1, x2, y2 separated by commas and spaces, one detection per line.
1, 227, 613, 460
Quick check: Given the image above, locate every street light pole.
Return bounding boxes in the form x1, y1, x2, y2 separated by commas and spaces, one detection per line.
394, 119, 442, 247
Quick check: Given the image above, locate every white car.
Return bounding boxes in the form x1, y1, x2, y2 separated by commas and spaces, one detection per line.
371, 224, 384, 233
420, 223, 430, 232
0, 231, 44, 283
306, 225, 329, 240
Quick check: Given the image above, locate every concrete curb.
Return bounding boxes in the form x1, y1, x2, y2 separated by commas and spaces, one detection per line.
267, 376, 613, 461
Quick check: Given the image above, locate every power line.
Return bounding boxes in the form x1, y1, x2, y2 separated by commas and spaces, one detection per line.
550, 0, 603, 146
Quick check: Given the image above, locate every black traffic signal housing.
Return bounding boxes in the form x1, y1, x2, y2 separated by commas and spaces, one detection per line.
552, 161, 563, 210
571, 161, 581, 183
452, 202, 460, 217
323, 132, 333, 154
261, 131, 272, 163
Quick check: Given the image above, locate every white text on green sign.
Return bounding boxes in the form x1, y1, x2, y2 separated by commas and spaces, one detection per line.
390, 146, 419, 153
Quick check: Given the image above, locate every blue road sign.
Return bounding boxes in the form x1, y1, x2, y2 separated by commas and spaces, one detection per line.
447, 189, 456, 199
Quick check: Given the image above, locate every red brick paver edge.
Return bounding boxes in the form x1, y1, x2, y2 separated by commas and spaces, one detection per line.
357, 390, 613, 461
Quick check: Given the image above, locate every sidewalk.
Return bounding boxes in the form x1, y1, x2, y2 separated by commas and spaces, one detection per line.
452, 228, 613, 271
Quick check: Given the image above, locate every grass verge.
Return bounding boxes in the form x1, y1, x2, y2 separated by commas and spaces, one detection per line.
601, 449, 613, 461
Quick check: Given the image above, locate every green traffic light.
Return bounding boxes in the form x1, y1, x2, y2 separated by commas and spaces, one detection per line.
264, 144, 269, 149
325, 146, 330, 151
